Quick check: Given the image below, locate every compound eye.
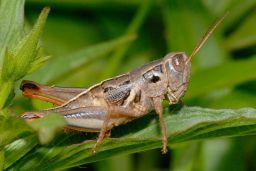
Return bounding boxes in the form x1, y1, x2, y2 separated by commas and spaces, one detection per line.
172, 54, 185, 72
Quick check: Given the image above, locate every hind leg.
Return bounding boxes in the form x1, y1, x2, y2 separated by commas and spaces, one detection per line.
53, 106, 111, 154
22, 106, 112, 153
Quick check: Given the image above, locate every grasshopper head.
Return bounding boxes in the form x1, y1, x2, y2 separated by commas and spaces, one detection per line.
161, 13, 227, 103
163, 52, 191, 102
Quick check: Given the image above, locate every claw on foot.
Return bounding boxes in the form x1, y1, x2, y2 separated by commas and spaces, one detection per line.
91, 144, 98, 155
161, 136, 168, 154
161, 145, 168, 154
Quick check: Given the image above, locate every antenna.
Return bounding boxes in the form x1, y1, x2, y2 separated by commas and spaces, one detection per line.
186, 12, 228, 64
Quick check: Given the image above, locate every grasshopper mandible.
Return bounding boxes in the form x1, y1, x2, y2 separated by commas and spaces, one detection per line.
20, 13, 227, 154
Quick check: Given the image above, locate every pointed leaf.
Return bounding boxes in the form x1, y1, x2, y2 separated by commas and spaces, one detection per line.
12, 7, 50, 80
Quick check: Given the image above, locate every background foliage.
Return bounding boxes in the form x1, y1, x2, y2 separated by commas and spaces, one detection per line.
0, 0, 256, 170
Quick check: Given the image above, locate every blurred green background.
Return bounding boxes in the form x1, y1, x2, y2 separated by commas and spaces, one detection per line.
2, 0, 256, 170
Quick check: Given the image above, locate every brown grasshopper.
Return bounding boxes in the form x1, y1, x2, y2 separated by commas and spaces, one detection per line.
20, 13, 227, 154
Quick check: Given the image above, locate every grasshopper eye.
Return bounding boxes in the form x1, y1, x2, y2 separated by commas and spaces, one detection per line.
172, 54, 185, 72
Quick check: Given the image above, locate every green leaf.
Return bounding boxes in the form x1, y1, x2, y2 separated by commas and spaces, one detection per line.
224, 12, 256, 51
27, 55, 51, 74
185, 56, 256, 99
195, 88, 256, 108
27, 34, 136, 83
1, 113, 64, 169
11, 7, 50, 81
0, 0, 25, 65
28, 113, 66, 145
96, 155, 133, 171
0, 150, 4, 170
4, 135, 37, 169
220, 0, 256, 31
26, 0, 141, 9
0, 113, 32, 148
171, 143, 203, 171
7, 106, 256, 170
0, 7, 50, 109
1, 49, 15, 81
27, 47, 51, 74
100, 1, 151, 79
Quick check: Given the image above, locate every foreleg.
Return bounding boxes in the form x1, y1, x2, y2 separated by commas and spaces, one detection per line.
152, 96, 168, 154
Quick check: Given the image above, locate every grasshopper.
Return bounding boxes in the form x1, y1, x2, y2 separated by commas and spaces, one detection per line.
20, 13, 227, 154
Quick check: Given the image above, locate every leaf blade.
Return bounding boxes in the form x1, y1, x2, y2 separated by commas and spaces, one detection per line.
8, 106, 256, 170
